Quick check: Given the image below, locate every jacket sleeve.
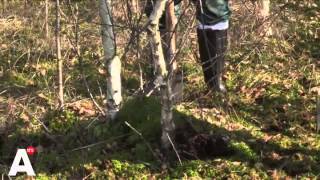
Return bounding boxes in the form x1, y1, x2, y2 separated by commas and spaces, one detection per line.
196, 0, 231, 25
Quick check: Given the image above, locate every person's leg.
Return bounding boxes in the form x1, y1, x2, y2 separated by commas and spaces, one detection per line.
197, 28, 228, 92
197, 28, 215, 88
212, 29, 227, 92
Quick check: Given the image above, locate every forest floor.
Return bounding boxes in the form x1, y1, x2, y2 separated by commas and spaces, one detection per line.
0, 0, 319, 179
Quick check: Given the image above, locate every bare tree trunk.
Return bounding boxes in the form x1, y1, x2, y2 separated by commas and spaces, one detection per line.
317, 95, 320, 133
45, 0, 49, 39
165, 0, 177, 71
163, 0, 178, 148
2, 0, 7, 14
131, 0, 138, 14
55, 0, 64, 107
99, 0, 122, 120
257, 0, 272, 36
148, 0, 167, 77
257, 0, 270, 18
148, 0, 175, 149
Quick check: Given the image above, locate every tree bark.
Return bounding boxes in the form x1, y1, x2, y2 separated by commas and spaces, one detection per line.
131, 0, 138, 14
257, 0, 270, 18
99, 0, 122, 120
165, 0, 177, 71
45, 0, 49, 39
148, 0, 167, 77
2, 0, 7, 14
55, 0, 64, 107
317, 95, 320, 133
257, 0, 272, 36
148, 0, 176, 149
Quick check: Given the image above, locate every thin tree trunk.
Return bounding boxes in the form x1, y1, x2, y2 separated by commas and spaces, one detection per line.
55, 0, 64, 107
165, 0, 182, 103
148, 0, 167, 77
257, 0, 272, 36
45, 0, 49, 39
99, 0, 122, 120
74, 3, 80, 55
257, 0, 270, 18
317, 95, 320, 133
148, 0, 175, 149
131, 0, 138, 14
165, 0, 177, 71
163, 0, 178, 148
2, 0, 7, 14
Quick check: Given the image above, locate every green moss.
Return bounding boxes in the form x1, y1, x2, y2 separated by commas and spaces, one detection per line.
231, 141, 259, 162
0, 71, 34, 87
115, 96, 162, 142
110, 160, 148, 178
181, 62, 201, 76
46, 110, 80, 134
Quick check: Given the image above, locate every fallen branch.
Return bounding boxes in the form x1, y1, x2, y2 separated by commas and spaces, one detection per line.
166, 133, 182, 165
69, 134, 129, 152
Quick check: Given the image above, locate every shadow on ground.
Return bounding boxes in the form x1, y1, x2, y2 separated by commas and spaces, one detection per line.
0, 96, 319, 178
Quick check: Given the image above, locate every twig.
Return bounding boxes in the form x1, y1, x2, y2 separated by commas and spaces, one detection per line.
124, 121, 162, 163
85, 117, 100, 129
317, 95, 320, 133
0, 90, 7, 95
69, 134, 129, 152
138, 63, 144, 92
82, 172, 93, 180
166, 133, 182, 165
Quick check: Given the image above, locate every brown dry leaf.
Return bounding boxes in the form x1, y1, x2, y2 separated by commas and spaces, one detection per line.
270, 152, 281, 161
26, 79, 35, 86
0, 44, 7, 49
310, 86, 320, 95
79, 107, 96, 117
262, 134, 273, 143
271, 170, 279, 180
301, 112, 314, 121
284, 176, 292, 180
37, 93, 49, 101
253, 87, 265, 99
20, 112, 30, 122
39, 68, 47, 76
240, 85, 247, 92
70, 100, 96, 117
226, 123, 241, 131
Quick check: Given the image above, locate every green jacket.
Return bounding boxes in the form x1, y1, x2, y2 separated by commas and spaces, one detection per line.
197, 0, 231, 25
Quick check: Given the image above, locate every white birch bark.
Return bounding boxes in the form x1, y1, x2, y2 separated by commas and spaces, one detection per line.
148, 0, 176, 149
99, 0, 122, 119
148, 0, 168, 78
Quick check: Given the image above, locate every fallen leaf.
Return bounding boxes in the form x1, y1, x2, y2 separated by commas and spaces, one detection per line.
310, 86, 320, 95
20, 112, 29, 121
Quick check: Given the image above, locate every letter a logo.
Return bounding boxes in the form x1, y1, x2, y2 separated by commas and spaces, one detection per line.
8, 149, 35, 176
